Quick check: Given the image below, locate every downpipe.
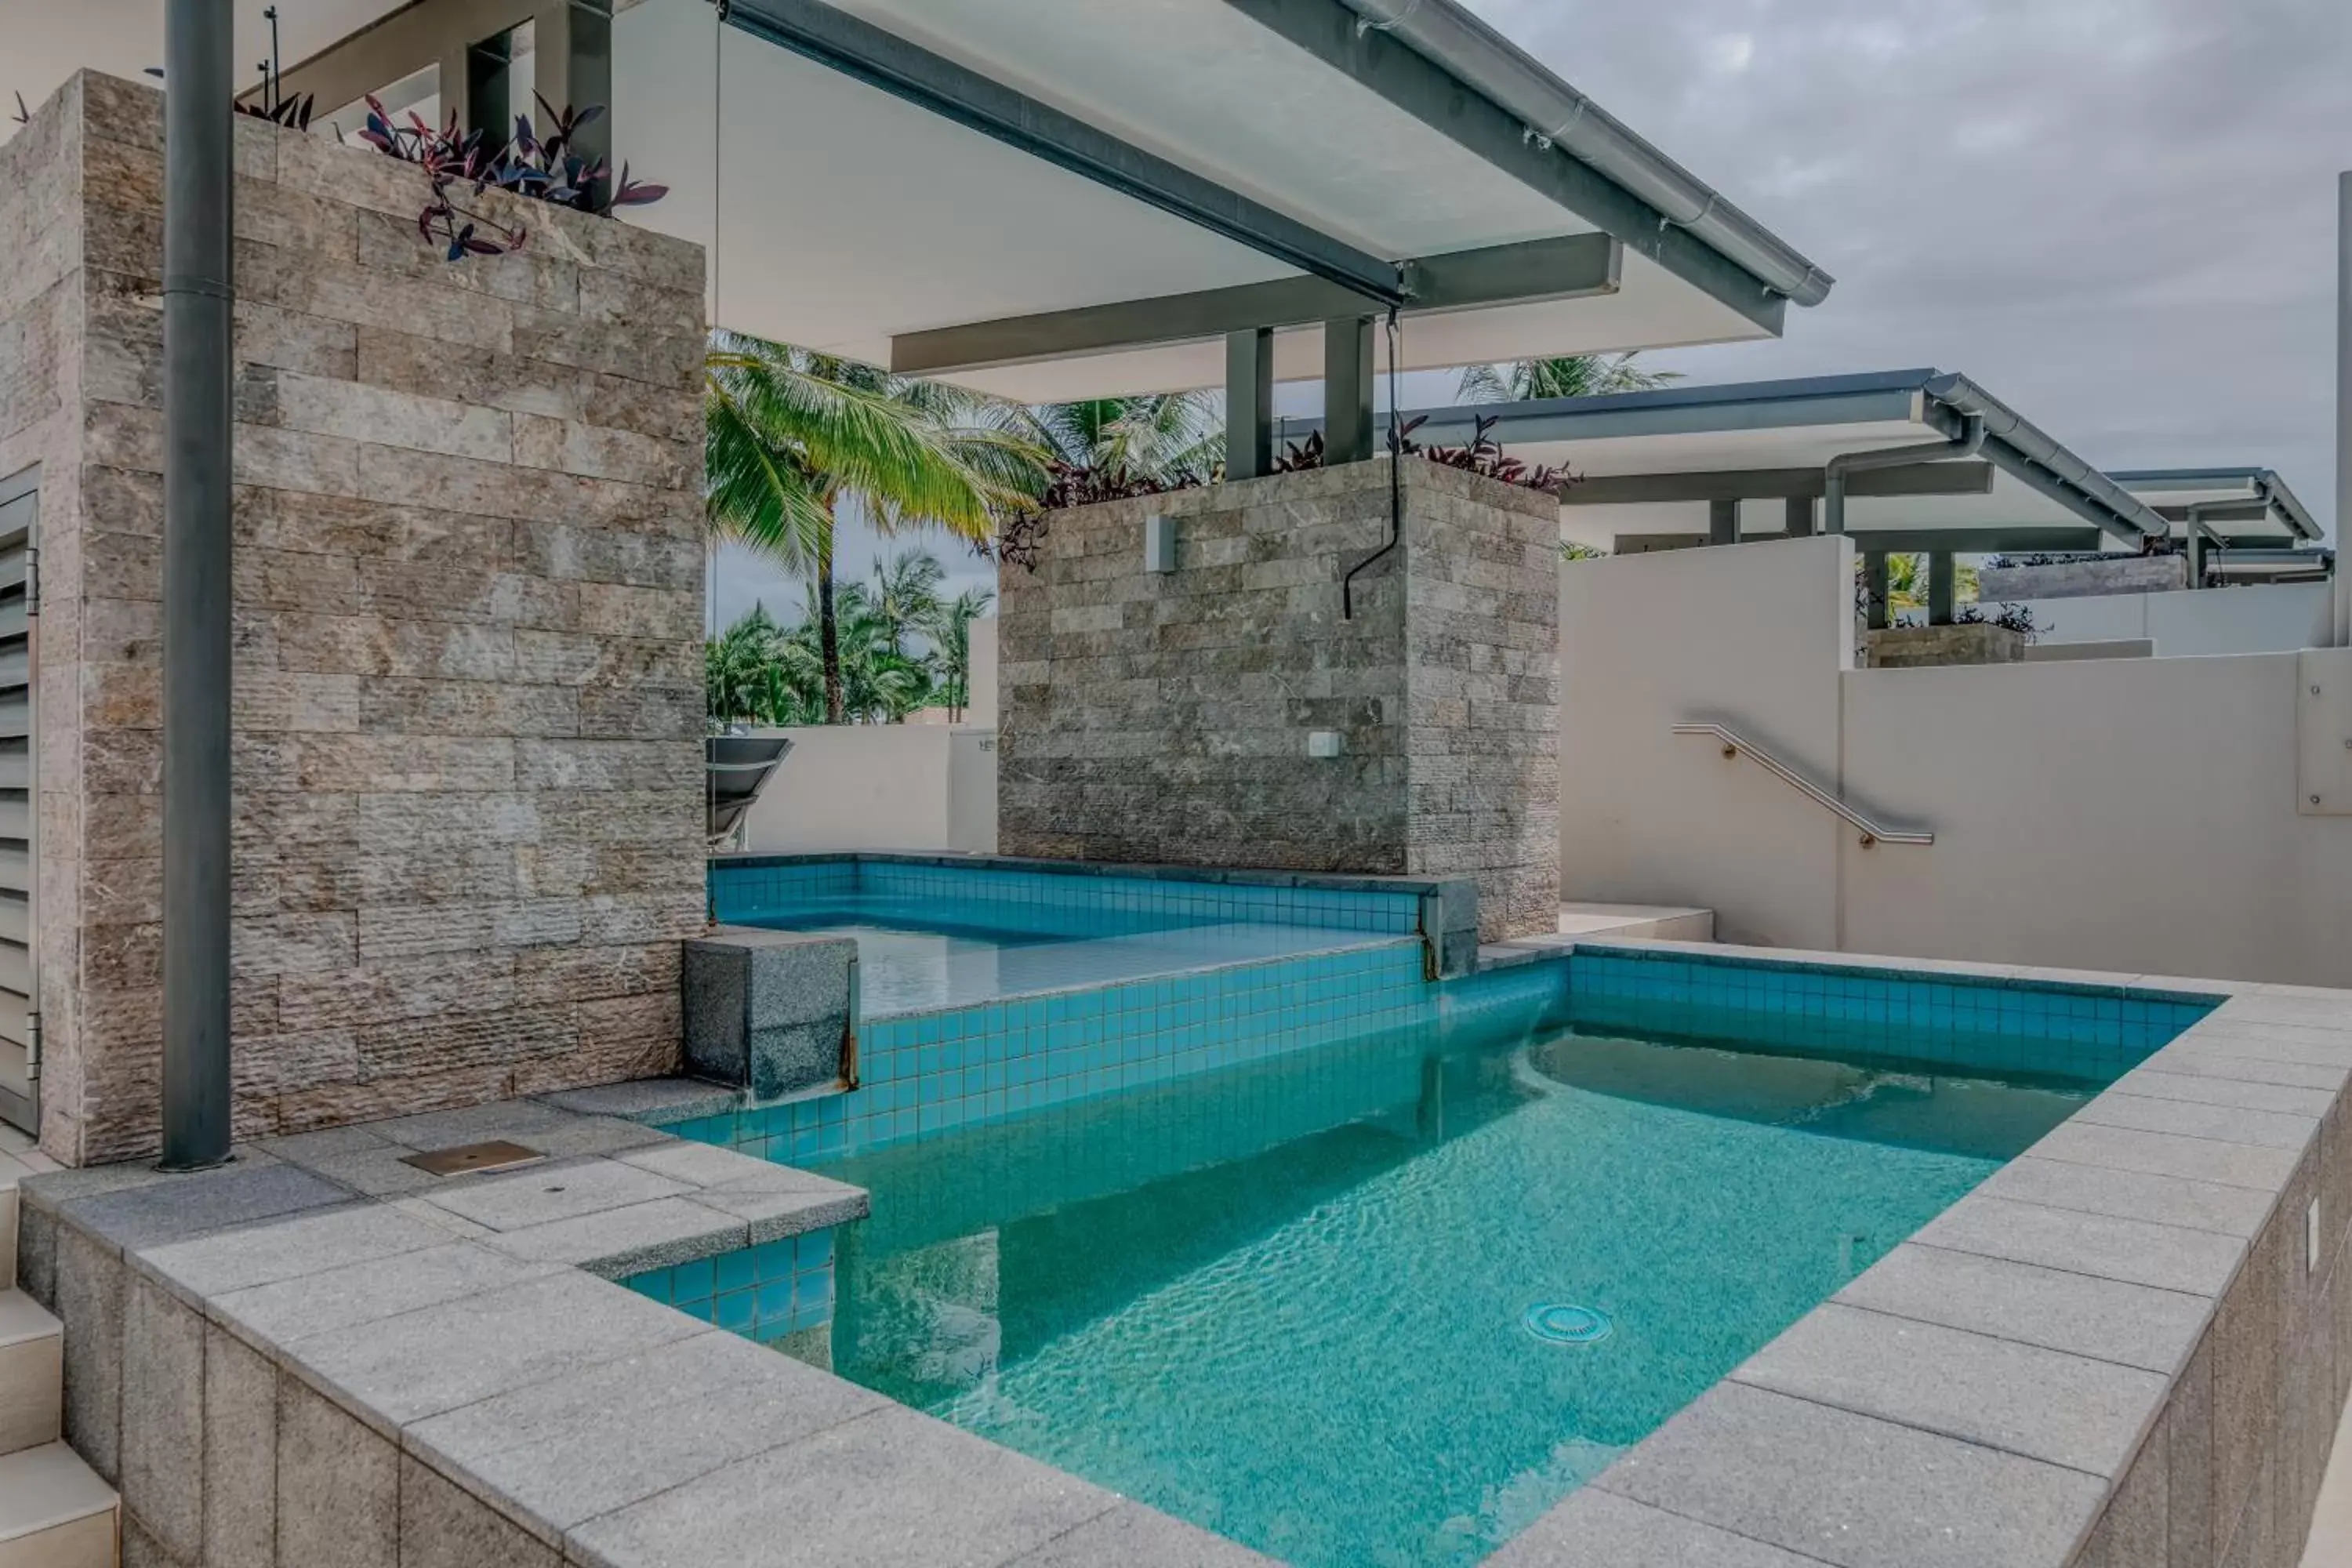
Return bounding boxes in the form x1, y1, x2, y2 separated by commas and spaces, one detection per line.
1822, 416, 1985, 535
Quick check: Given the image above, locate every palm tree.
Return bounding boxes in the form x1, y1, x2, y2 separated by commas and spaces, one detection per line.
1030, 394, 1222, 481
704, 332, 1045, 724
924, 584, 996, 722
868, 550, 947, 656
1457, 352, 1679, 404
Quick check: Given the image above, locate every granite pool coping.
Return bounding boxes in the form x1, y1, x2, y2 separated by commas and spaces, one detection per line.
1487, 940, 2348, 1568
23, 1094, 1269, 1567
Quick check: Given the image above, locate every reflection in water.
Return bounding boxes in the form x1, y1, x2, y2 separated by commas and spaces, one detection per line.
818, 1022, 2087, 1567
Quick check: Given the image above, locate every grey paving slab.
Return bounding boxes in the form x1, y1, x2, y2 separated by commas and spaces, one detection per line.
535, 1080, 741, 1125
1004, 1502, 1279, 1566
1488, 1488, 1832, 1568
53, 1160, 352, 1250
611, 1139, 824, 1189
504, 1115, 672, 1161
202, 1323, 278, 1568
2110, 1069, 2339, 1118
119, 1275, 205, 1563
2029, 1120, 2302, 1193
405, 1329, 886, 1541
1730, 1304, 2166, 1476
1974, 1156, 2275, 1239
285, 1270, 706, 1431
256, 1125, 397, 1162
2138, 1049, 2351, 1093
1915, 1196, 2249, 1296
2167, 1027, 2352, 1069
1592, 1382, 2107, 1568
279, 1143, 448, 1197
278, 1374, 400, 1568
2070, 1093, 2320, 1152
564, 1405, 1118, 1568
1835, 1243, 2211, 1375
412, 1157, 691, 1233
136, 1200, 450, 1298
686, 1183, 869, 1245
370, 1100, 579, 1151
211, 1240, 563, 1353
484, 1197, 747, 1277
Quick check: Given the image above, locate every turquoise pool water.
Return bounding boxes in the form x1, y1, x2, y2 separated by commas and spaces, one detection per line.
811, 1014, 2087, 1566
742, 895, 1405, 1017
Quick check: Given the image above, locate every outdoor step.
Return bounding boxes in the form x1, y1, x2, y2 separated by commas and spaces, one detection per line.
0, 1292, 60, 1458
1556, 902, 1717, 943
0, 1443, 117, 1568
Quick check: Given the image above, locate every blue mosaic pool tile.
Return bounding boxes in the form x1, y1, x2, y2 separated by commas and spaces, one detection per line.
622, 1229, 837, 1341
666, 938, 1446, 1164
709, 857, 1423, 936
1563, 947, 2220, 1086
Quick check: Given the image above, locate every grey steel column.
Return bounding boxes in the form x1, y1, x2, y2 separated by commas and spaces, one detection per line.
2336, 172, 2350, 644
1225, 328, 1273, 481
1864, 554, 1889, 630
1708, 498, 1739, 546
1323, 315, 1375, 465
1927, 550, 1955, 625
537, 1, 615, 171
160, 0, 235, 1171
1785, 495, 1816, 537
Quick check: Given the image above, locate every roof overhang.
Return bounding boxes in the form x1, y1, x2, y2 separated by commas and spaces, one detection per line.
1374, 370, 2195, 554
610, 0, 1828, 399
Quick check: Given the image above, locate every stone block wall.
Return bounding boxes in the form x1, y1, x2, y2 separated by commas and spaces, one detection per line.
998, 459, 1559, 939
0, 73, 708, 1165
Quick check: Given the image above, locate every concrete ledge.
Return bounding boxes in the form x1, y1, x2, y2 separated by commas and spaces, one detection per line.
1864, 622, 2027, 668
1982, 555, 2189, 600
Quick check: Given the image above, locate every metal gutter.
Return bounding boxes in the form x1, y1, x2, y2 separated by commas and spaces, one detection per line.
1919, 373, 2169, 544
1822, 417, 1984, 535
1340, 0, 1833, 307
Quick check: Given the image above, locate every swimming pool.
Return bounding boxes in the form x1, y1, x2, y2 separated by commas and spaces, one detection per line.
798, 1011, 2085, 1566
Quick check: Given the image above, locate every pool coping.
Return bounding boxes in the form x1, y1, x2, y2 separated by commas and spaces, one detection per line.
27, 942, 2350, 1568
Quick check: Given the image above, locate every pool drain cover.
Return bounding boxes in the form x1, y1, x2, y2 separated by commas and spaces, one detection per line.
1524, 1303, 1613, 1345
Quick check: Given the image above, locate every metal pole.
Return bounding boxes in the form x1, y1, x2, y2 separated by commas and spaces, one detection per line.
1225, 328, 1273, 481
1927, 550, 1955, 626
160, 0, 235, 1171
1784, 495, 1816, 538
2336, 172, 2350, 644
1708, 497, 1739, 546
1864, 554, 1889, 630
1323, 315, 1375, 465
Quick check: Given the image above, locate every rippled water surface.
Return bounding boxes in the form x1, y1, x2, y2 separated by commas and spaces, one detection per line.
818, 1019, 2085, 1566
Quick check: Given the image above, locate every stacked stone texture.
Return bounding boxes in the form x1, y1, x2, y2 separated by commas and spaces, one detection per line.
0, 74, 707, 1165
999, 459, 1559, 940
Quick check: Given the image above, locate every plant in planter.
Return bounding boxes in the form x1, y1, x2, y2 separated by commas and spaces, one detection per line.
354, 93, 666, 260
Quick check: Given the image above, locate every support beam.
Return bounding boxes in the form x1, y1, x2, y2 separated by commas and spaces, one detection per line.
162, 0, 235, 1171
2147, 502, 2270, 528
1226, 328, 1274, 481
730, 0, 1405, 306
1927, 551, 1955, 626
1864, 554, 1889, 630
1323, 315, 1376, 466
1707, 498, 1739, 546
462, 29, 516, 140
1559, 462, 1993, 506
891, 233, 1617, 377
1218, 0, 1785, 333
1612, 528, 2110, 557
263, 0, 539, 120
1785, 495, 1816, 537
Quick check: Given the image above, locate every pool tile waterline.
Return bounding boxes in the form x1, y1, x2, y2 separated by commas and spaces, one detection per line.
623, 1230, 836, 1342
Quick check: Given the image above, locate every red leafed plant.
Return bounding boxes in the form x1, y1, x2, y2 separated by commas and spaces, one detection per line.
355, 93, 667, 261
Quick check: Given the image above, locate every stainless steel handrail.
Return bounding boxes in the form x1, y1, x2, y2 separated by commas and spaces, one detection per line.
1672, 723, 1934, 847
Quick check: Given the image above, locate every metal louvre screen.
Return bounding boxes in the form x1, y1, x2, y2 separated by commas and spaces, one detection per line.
0, 481, 36, 1131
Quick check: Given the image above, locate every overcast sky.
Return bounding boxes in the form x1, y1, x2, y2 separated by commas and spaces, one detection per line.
712, 0, 2350, 631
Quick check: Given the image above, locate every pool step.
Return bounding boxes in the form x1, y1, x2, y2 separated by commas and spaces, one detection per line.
1555, 903, 1715, 942
0, 1175, 119, 1566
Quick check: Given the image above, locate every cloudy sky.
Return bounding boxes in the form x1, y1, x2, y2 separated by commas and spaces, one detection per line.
712, 0, 2350, 630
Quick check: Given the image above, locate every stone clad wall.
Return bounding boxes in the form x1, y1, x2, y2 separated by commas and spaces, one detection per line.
998, 459, 1559, 939
0, 73, 708, 1166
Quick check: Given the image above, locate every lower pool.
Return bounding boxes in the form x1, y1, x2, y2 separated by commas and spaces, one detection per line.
809, 1012, 2086, 1566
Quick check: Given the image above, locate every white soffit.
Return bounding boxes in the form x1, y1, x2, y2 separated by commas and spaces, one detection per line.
611, 0, 1786, 397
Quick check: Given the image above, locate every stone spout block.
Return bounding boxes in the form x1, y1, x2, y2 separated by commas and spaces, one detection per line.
683, 929, 858, 1102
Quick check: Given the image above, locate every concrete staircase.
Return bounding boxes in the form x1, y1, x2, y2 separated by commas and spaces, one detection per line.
0, 1166, 118, 1567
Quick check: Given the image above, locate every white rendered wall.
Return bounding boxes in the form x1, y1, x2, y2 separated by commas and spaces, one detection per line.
2001, 581, 2332, 657
966, 618, 1000, 728
743, 725, 998, 855
1559, 536, 1853, 949
1558, 544, 2352, 985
